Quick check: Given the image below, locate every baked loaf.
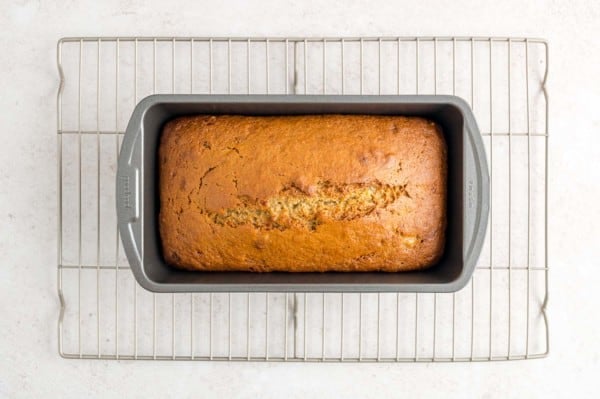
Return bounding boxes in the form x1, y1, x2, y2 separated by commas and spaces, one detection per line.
159, 114, 446, 272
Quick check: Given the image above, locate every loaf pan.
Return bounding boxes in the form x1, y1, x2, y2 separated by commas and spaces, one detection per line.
117, 95, 489, 293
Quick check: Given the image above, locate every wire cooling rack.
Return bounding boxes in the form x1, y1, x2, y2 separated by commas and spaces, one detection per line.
57, 36, 548, 361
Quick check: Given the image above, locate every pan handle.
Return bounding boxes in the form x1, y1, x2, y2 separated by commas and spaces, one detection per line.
116, 119, 143, 267
462, 111, 490, 274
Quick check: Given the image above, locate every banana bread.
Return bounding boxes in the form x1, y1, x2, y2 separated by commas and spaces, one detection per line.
159, 114, 446, 272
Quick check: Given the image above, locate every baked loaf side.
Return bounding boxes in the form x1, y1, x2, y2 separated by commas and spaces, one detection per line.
159, 114, 446, 272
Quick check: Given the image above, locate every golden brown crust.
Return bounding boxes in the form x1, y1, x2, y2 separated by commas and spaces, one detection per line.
159, 114, 446, 272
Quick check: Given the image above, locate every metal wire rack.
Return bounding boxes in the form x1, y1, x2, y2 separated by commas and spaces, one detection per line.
57, 36, 548, 361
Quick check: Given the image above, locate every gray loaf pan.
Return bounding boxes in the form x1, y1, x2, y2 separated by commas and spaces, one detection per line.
117, 95, 489, 293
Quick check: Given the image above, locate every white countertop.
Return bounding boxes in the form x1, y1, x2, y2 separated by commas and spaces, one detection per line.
1, 0, 599, 397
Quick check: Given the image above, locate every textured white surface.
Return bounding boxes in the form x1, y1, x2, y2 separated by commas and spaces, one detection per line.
0, 0, 599, 398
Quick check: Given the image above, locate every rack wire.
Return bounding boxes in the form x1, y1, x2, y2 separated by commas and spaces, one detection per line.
57, 36, 548, 361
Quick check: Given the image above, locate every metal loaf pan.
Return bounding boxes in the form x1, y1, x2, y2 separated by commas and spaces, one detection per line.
117, 95, 489, 293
